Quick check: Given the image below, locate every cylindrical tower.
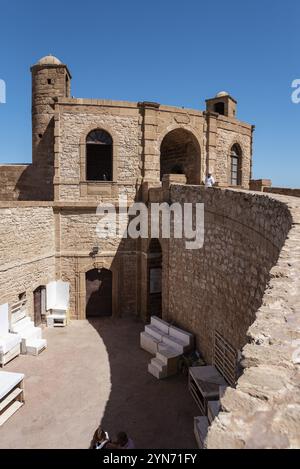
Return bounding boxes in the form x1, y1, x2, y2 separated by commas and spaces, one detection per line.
31, 55, 71, 199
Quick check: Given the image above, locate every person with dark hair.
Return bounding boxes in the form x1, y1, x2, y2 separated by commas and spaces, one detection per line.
116, 432, 135, 449
90, 427, 111, 449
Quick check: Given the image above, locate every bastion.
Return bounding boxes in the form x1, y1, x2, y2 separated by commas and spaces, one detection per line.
0, 55, 299, 448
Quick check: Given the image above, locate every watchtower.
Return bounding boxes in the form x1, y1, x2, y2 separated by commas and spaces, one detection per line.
31, 55, 71, 198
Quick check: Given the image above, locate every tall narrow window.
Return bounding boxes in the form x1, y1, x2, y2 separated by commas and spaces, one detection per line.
230, 144, 242, 186
65, 75, 69, 97
148, 239, 162, 319
86, 129, 113, 181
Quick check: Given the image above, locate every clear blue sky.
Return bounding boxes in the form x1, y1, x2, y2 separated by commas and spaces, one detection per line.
0, 0, 299, 187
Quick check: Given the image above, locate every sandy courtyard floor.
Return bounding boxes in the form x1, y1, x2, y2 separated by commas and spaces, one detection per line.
0, 315, 199, 449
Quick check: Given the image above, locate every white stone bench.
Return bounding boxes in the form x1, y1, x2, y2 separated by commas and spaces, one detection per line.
141, 316, 194, 379
169, 325, 194, 348
26, 338, 47, 356
11, 309, 45, 355
145, 324, 165, 341
140, 331, 160, 355
150, 316, 170, 335
161, 334, 190, 354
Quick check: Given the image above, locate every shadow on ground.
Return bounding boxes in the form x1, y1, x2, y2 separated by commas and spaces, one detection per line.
89, 314, 198, 449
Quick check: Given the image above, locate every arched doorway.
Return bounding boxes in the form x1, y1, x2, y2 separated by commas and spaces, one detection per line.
148, 239, 162, 319
86, 268, 113, 318
160, 128, 201, 184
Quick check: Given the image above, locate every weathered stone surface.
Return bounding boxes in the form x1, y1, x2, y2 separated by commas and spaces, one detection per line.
0, 55, 299, 449
205, 190, 300, 449
0, 205, 56, 315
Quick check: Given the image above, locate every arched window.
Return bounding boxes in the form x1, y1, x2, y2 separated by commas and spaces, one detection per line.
214, 102, 225, 115
230, 144, 242, 186
86, 129, 113, 181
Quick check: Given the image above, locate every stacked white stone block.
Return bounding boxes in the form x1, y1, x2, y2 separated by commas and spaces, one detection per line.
140, 316, 194, 379
10, 310, 47, 356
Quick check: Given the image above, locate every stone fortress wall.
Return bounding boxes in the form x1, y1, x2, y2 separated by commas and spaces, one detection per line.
206, 191, 300, 449
0, 202, 56, 314
0, 54, 255, 330
57, 205, 138, 318
0, 55, 299, 448
0, 55, 254, 203
153, 183, 300, 448
160, 186, 293, 362
0, 165, 31, 201
250, 180, 300, 198
0, 186, 299, 448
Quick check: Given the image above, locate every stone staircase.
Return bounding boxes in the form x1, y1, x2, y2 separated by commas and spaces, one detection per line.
141, 316, 194, 379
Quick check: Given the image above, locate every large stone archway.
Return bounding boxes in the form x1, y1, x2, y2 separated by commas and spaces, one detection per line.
160, 128, 201, 184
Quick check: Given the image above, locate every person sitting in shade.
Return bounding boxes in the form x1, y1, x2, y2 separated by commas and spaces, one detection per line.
115, 431, 136, 449
205, 172, 215, 187
90, 427, 111, 449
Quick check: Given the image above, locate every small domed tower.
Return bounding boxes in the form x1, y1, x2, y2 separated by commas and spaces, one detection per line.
206, 91, 237, 118
31, 55, 72, 198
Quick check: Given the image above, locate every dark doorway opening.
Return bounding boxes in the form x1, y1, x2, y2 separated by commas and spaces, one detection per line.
148, 239, 162, 319
33, 286, 46, 326
86, 268, 113, 318
214, 102, 225, 115
86, 129, 113, 181
160, 128, 201, 184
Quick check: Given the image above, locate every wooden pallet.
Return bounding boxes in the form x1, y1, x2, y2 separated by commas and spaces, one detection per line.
10, 299, 28, 325
214, 331, 238, 387
0, 400, 24, 426
0, 344, 21, 368
0, 374, 25, 427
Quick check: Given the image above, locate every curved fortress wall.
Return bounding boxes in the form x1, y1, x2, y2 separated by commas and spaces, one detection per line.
207, 193, 300, 449
159, 185, 300, 448
161, 186, 292, 362
0, 186, 299, 447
